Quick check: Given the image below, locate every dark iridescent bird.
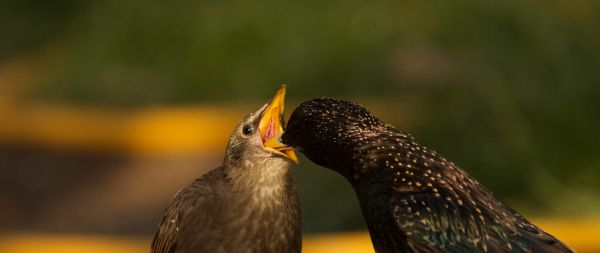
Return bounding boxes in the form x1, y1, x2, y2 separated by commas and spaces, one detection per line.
282, 98, 573, 253
151, 86, 301, 253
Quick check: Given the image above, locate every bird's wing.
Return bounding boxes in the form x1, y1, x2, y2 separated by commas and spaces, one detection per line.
150, 192, 185, 253
391, 191, 497, 252
390, 192, 573, 253
150, 168, 220, 253
505, 212, 575, 253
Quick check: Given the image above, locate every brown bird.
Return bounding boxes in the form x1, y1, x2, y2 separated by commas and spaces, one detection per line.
282, 98, 573, 253
151, 86, 300, 253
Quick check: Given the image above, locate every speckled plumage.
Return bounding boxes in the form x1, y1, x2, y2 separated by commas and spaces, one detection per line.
282, 98, 573, 253
151, 102, 301, 253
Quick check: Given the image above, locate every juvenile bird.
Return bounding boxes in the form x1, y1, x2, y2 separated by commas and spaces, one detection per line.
151, 86, 300, 253
282, 98, 573, 253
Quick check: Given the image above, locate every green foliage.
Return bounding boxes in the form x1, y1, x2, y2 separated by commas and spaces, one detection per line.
0, 0, 86, 58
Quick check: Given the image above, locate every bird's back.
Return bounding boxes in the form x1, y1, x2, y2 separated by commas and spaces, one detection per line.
348, 126, 573, 253
151, 167, 222, 253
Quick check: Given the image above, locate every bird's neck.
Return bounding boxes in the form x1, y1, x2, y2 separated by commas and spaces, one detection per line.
226, 159, 296, 206
341, 133, 417, 252
349, 175, 412, 253
221, 161, 301, 251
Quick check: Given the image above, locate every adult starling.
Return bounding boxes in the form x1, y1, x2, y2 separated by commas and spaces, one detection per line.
282, 98, 573, 253
151, 86, 301, 253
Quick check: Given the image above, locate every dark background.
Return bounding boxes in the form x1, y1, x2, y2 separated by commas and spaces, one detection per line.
1, 0, 599, 237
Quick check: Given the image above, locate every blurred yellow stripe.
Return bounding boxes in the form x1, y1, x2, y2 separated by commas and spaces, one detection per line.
0, 102, 245, 155
0, 233, 147, 253
1, 219, 599, 253
535, 218, 600, 253
0, 233, 375, 253
303, 232, 375, 253
0, 233, 373, 253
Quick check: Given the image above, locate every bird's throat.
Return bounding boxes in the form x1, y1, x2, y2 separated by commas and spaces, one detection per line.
228, 159, 294, 204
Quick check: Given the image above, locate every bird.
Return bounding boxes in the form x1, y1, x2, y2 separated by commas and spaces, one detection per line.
151, 86, 301, 253
281, 98, 573, 253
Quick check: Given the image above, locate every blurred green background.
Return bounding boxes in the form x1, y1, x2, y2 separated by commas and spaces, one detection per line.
1, 0, 599, 240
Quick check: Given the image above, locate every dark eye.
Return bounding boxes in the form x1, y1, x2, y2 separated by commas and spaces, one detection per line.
242, 125, 254, 136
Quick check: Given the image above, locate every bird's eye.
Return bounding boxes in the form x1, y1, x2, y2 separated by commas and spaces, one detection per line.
242, 125, 254, 136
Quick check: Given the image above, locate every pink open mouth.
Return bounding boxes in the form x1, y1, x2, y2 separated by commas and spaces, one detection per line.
261, 118, 276, 143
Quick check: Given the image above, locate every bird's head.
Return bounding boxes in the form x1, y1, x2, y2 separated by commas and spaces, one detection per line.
282, 98, 387, 176
224, 85, 299, 170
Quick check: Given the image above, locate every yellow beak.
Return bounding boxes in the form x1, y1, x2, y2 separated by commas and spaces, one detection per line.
258, 85, 299, 164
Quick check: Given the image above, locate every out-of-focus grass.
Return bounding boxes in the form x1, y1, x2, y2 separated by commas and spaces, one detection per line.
2, 0, 600, 235
1, 218, 600, 253
12, 1, 599, 105
3, 0, 599, 221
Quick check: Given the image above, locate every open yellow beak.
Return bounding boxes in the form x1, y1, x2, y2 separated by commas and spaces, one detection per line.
258, 85, 299, 164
